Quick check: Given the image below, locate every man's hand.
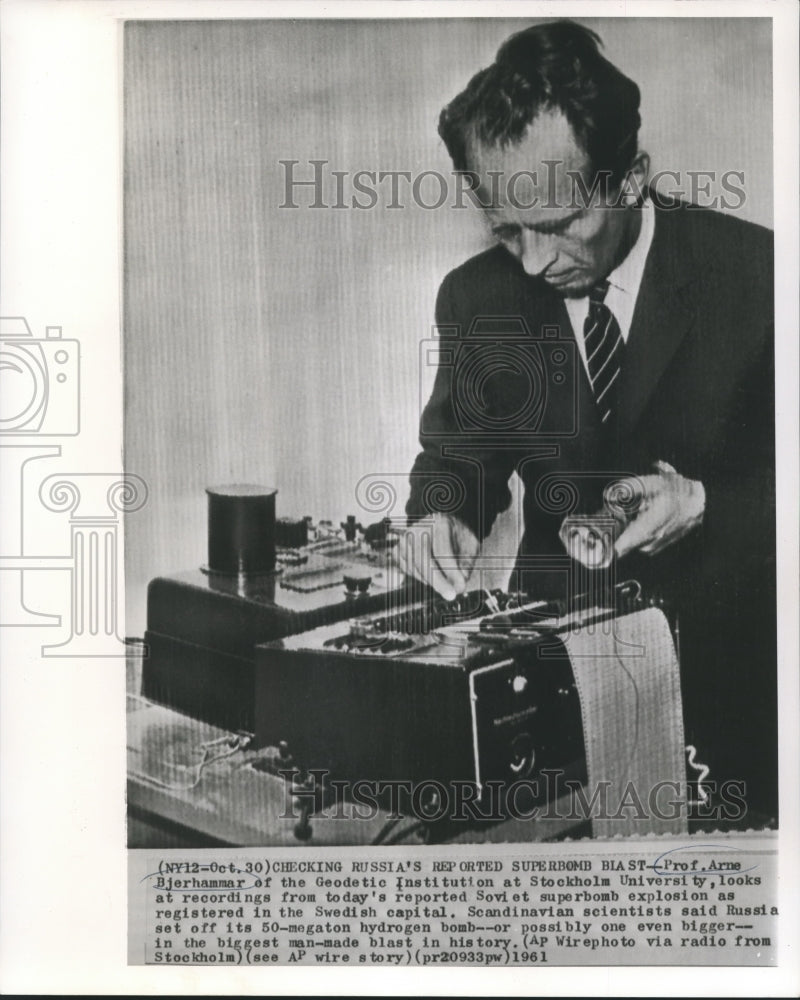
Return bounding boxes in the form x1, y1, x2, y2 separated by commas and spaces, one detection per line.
394, 512, 480, 600
614, 461, 706, 559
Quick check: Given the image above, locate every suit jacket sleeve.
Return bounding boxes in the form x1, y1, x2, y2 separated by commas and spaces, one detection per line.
613, 208, 775, 609
406, 270, 518, 541
698, 326, 775, 595
687, 222, 774, 600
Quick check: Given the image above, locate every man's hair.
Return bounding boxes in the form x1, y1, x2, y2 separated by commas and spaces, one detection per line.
439, 20, 641, 190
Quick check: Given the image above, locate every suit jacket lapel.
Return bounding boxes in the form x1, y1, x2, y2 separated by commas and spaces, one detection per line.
617, 204, 700, 435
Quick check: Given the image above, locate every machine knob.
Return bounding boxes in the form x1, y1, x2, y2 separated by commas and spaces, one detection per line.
344, 573, 372, 594
509, 733, 536, 776
512, 674, 528, 694
275, 516, 308, 549
341, 515, 362, 542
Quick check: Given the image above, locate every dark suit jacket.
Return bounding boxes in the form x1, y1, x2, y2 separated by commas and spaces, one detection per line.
408, 199, 777, 815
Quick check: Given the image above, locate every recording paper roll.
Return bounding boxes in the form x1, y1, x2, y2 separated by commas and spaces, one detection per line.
566, 607, 688, 837
559, 513, 622, 569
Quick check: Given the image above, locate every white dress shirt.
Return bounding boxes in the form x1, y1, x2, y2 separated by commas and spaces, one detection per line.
564, 198, 656, 376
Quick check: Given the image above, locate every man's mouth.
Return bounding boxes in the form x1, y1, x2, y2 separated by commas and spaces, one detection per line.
545, 271, 577, 287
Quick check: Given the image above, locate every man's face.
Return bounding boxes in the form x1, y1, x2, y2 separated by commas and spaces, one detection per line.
467, 110, 642, 297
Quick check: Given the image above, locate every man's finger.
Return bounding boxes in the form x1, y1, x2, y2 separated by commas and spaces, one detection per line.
653, 459, 677, 475
433, 514, 467, 593
402, 527, 454, 600
639, 514, 692, 555
396, 530, 428, 587
419, 527, 457, 600
606, 473, 664, 518
459, 546, 478, 582
614, 503, 665, 558
638, 533, 668, 556
453, 518, 480, 583
453, 518, 480, 558
394, 527, 457, 599
394, 518, 479, 599
392, 536, 410, 577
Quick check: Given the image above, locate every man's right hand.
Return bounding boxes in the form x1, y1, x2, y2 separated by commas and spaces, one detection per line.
394, 512, 480, 601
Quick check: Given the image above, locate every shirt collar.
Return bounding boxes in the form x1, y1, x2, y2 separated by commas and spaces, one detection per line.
605, 196, 655, 297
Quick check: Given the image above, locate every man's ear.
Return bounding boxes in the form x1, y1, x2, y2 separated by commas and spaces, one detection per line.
618, 151, 650, 206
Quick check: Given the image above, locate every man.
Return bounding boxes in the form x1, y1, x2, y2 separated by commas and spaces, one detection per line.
401, 20, 776, 818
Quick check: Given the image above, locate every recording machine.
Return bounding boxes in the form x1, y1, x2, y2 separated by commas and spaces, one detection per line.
142, 485, 410, 733
141, 485, 672, 830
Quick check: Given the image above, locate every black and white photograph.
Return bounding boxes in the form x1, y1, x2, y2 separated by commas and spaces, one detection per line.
1, 0, 798, 993
125, 15, 776, 841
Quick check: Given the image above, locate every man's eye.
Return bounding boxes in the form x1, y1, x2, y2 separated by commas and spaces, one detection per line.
541, 213, 583, 235
494, 227, 519, 242
541, 220, 572, 235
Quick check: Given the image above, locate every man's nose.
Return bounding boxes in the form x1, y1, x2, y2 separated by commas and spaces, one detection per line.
520, 229, 558, 276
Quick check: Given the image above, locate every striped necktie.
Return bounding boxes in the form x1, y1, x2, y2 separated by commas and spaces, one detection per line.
584, 280, 624, 424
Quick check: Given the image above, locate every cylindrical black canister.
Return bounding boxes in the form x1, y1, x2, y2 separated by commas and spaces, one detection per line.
206, 484, 277, 575
275, 516, 309, 549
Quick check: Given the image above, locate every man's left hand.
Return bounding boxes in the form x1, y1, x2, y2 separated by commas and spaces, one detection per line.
613, 461, 706, 558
